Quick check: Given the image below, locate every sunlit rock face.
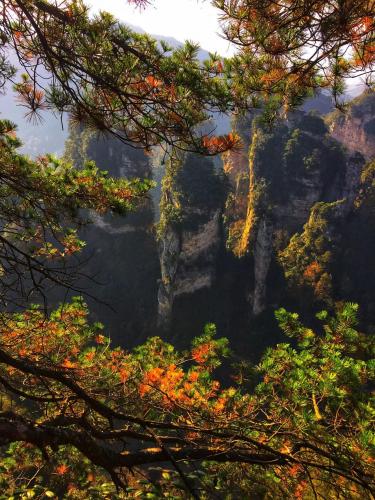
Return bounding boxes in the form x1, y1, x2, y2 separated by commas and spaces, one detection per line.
329, 92, 375, 161
223, 102, 369, 317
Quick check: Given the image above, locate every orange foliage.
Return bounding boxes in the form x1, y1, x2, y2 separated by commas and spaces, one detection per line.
119, 367, 129, 383
260, 68, 286, 86
294, 480, 308, 499
85, 351, 95, 362
145, 75, 162, 88
354, 45, 375, 66
138, 361, 223, 410
144, 366, 164, 384
303, 261, 322, 282
202, 133, 241, 154
289, 463, 303, 478
95, 334, 106, 344
87, 472, 95, 482
191, 342, 212, 364
188, 370, 199, 382
216, 60, 224, 73
61, 358, 76, 369
55, 464, 69, 475
362, 43, 375, 65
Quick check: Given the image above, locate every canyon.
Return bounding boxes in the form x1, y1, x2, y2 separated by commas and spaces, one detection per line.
62, 91, 375, 357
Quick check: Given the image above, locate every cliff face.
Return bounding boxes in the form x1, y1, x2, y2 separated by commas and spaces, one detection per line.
157, 225, 181, 329
223, 110, 362, 316
176, 209, 221, 296
63, 127, 225, 342
277, 94, 375, 324
329, 92, 375, 161
156, 153, 224, 330
61, 91, 374, 356
64, 126, 160, 347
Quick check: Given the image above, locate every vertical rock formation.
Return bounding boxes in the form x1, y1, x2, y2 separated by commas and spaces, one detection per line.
329, 91, 375, 161
252, 218, 274, 315
340, 152, 365, 215
224, 107, 367, 317
60, 91, 374, 351
156, 153, 225, 331
157, 225, 181, 329
63, 125, 160, 346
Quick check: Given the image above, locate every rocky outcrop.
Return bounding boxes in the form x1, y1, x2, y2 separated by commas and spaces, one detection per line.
61, 91, 374, 353
157, 226, 181, 329
252, 218, 274, 315
224, 108, 368, 316
157, 209, 221, 328
156, 153, 225, 330
339, 152, 365, 214
329, 91, 375, 161
177, 210, 221, 295
64, 125, 160, 346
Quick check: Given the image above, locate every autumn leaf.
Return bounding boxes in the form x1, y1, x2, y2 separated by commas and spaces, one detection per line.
55, 464, 69, 475
145, 75, 162, 89
61, 358, 76, 369
95, 334, 106, 344
119, 367, 129, 383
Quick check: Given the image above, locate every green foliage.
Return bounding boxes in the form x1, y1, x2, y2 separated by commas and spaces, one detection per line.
157, 149, 225, 238
213, 0, 374, 111
157, 151, 184, 239
0, 119, 152, 302
358, 159, 375, 215
282, 119, 344, 191
278, 201, 344, 303
264, 302, 374, 445
198, 303, 375, 498
2, 1, 235, 152
224, 111, 345, 256
0, 299, 373, 498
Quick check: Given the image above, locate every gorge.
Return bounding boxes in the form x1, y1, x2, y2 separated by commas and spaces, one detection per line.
62, 91, 375, 359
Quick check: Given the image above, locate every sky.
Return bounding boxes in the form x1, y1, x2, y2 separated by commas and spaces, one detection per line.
87, 0, 234, 55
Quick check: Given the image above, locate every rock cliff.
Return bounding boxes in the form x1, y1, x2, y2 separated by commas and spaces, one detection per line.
64, 125, 160, 346
329, 91, 375, 161
62, 90, 375, 355
223, 108, 363, 316
156, 153, 225, 330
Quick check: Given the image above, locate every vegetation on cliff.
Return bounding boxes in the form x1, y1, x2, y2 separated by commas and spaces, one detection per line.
224, 112, 347, 258
278, 201, 341, 304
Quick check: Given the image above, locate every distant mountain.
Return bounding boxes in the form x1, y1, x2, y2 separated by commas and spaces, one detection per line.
0, 92, 68, 157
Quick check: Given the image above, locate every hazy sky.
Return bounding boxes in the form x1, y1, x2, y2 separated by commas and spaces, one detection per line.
88, 0, 234, 55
